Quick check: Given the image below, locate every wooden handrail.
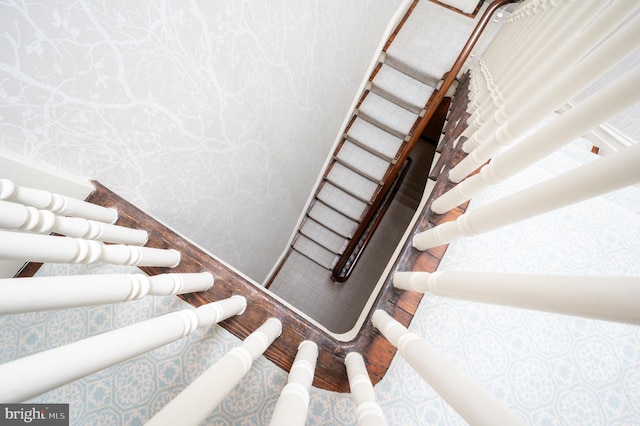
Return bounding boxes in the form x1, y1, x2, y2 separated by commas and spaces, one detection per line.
332, 0, 518, 282
332, 158, 412, 282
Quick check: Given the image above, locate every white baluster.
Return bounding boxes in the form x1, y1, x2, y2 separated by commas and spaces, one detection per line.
475, 0, 574, 115
454, 9, 640, 180
146, 318, 282, 426
414, 143, 640, 250
432, 65, 640, 213
269, 340, 318, 426
394, 271, 640, 325
0, 178, 117, 223
0, 231, 180, 267
465, 0, 608, 138
0, 200, 147, 245
0, 272, 214, 314
372, 310, 527, 426
0, 297, 247, 403
345, 352, 387, 426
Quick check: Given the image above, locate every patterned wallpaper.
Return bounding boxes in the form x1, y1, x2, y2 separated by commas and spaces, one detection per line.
0, 0, 405, 282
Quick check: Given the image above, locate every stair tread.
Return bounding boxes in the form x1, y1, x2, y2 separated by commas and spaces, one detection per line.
292, 234, 337, 270
326, 163, 379, 202
317, 182, 368, 221
346, 117, 404, 161
308, 201, 358, 238
385, 0, 475, 87
300, 219, 347, 254
336, 141, 391, 182
372, 63, 435, 113
358, 92, 418, 138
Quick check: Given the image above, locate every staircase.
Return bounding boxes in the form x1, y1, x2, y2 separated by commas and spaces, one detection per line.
268, 0, 482, 287
2, 0, 639, 424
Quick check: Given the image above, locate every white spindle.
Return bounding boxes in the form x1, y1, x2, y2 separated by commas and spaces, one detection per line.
0, 178, 117, 223
0, 297, 247, 403
0, 272, 214, 314
466, 0, 608, 136
345, 352, 387, 426
269, 341, 318, 426
491, 0, 577, 96
0, 231, 180, 267
394, 271, 640, 325
454, 8, 640, 179
372, 310, 527, 426
414, 143, 640, 250
0, 200, 148, 245
432, 65, 640, 213
146, 318, 282, 426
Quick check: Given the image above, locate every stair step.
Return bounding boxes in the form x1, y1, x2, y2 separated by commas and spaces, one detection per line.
357, 92, 418, 138
371, 63, 435, 115
300, 219, 347, 254
336, 141, 391, 183
326, 163, 379, 202
384, 0, 473, 88
292, 234, 337, 270
317, 182, 368, 221
308, 200, 358, 239
345, 117, 404, 161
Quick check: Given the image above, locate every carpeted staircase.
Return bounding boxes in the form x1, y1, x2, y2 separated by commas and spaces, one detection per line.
268, 0, 485, 332
288, 1, 478, 274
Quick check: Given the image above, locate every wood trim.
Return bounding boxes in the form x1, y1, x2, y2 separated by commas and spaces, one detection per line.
429, 0, 485, 18
14, 262, 43, 278
80, 69, 474, 393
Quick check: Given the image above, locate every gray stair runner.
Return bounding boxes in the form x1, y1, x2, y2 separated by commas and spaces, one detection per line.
288, 0, 478, 274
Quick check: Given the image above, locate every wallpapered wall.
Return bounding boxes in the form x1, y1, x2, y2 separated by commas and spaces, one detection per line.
0, 0, 404, 281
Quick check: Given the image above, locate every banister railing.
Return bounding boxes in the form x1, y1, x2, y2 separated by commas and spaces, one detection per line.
330, 0, 518, 282
332, 157, 412, 282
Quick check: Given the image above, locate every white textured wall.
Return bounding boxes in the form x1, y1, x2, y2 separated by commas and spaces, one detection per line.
0, 0, 404, 281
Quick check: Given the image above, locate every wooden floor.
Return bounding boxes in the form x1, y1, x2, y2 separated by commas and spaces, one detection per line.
66, 72, 473, 392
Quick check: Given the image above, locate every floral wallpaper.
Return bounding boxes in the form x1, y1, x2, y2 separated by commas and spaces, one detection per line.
0, 0, 405, 281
